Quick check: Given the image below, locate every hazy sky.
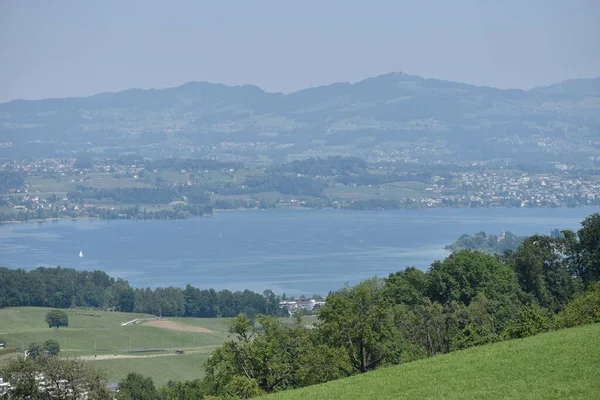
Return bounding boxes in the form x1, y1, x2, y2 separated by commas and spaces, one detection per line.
0, 0, 599, 102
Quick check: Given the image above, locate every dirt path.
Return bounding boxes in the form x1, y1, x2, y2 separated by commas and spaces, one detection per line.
79, 348, 216, 361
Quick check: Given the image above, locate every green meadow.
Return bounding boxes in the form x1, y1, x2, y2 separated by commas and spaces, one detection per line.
263, 323, 600, 400
93, 351, 212, 386
0, 307, 231, 384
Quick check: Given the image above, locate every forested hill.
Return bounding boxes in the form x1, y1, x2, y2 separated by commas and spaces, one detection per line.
1, 73, 599, 165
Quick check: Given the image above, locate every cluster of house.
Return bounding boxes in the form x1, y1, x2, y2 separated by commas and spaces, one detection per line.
279, 298, 326, 314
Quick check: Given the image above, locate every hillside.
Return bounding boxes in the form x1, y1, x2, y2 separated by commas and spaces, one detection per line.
1, 73, 599, 165
263, 323, 600, 400
0, 307, 229, 385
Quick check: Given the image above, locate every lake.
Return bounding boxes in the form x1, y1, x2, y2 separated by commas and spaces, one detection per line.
0, 208, 597, 296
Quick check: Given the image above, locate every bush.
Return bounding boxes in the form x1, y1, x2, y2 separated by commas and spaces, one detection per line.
43, 339, 60, 356
117, 372, 160, 400
502, 304, 550, 339
555, 283, 600, 329
226, 376, 265, 399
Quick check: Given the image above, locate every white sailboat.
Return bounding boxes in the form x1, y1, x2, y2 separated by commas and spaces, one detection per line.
79, 250, 84, 258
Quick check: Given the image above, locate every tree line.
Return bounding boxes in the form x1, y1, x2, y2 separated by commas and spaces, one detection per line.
68, 186, 211, 205
0, 267, 285, 318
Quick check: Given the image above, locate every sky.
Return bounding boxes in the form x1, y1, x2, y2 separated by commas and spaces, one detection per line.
0, 0, 599, 102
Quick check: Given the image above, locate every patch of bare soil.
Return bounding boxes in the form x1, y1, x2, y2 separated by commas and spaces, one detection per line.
144, 320, 214, 333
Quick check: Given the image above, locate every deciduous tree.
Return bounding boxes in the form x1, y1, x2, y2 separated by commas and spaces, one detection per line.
318, 278, 399, 373
45, 309, 68, 330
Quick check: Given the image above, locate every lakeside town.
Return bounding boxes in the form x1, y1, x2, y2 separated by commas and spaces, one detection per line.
1, 156, 599, 222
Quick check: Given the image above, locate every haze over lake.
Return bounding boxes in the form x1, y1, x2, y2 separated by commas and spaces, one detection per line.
1, 208, 597, 296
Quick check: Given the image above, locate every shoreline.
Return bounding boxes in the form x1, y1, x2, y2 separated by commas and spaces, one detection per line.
1, 205, 598, 225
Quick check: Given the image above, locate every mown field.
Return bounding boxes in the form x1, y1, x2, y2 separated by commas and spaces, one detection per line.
0, 307, 231, 385
93, 351, 212, 385
263, 323, 600, 400
324, 181, 429, 200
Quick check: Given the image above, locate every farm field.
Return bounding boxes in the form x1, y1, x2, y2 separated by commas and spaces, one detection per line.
0, 307, 231, 384
263, 323, 600, 400
324, 181, 428, 200
91, 350, 212, 385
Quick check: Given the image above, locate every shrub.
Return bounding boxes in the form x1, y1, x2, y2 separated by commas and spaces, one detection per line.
502, 304, 550, 339
555, 283, 600, 328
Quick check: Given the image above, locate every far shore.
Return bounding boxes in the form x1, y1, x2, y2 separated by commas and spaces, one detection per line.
1, 205, 598, 225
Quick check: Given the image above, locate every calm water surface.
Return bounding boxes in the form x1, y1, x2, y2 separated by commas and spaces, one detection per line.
0, 208, 597, 296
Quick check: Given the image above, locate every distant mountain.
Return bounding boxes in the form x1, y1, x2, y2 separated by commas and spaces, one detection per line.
532, 77, 600, 97
1, 72, 599, 164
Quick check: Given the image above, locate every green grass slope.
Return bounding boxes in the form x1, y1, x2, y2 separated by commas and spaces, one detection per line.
92, 351, 211, 386
0, 307, 231, 384
264, 324, 600, 400
0, 307, 229, 356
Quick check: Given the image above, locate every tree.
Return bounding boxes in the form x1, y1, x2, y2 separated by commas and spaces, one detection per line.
225, 376, 265, 399
573, 213, 600, 287
26, 342, 43, 359
555, 283, 600, 328
318, 278, 398, 373
428, 251, 521, 306
394, 298, 446, 358
228, 313, 254, 342
43, 339, 61, 356
45, 309, 68, 330
203, 314, 349, 396
385, 267, 429, 306
506, 235, 576, 312
427, 250, 522, 329
117, 373, 160, 400
502, 303, 550, 339
106, 279, 135, 312
2, 355, 111, 399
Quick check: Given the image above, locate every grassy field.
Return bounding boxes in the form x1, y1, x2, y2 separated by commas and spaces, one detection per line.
263, 323, 600, 400
93, 351, 212, 385
0, 307, 231, 384
324, 181, 429, 200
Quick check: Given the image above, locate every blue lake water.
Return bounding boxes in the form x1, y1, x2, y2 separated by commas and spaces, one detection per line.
0, 208, 597, 296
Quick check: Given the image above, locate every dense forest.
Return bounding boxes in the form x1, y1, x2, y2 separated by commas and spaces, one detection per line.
0, 267, 284, 318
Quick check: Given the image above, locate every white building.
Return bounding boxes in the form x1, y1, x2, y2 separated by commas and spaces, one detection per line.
279, 298, 325, 313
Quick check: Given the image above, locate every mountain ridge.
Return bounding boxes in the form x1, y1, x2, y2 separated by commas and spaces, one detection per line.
1, 72, 599, 165
3, 72, 599, 106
